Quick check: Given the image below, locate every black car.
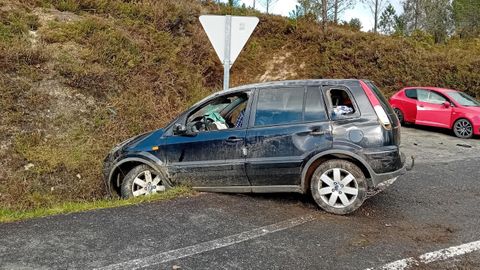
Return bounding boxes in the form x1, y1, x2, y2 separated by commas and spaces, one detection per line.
103, 80, 412, 214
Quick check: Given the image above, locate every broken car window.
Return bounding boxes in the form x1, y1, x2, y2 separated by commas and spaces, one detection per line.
186, 93, 249, 132
328, 89, 355, 118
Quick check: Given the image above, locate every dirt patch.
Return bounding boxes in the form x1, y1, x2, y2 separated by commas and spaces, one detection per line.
258, 51, 304, 82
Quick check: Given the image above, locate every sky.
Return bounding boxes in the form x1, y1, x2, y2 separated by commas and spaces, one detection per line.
233, 0, 403, 32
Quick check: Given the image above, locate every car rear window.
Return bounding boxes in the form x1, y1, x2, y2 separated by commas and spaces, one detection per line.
254, 87, 304, 126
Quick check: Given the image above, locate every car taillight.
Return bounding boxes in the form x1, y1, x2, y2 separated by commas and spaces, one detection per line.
359, 80, 392, 130
374, 105, 392, 130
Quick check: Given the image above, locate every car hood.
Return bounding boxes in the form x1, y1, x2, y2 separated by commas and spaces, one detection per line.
123, 128, 164, 150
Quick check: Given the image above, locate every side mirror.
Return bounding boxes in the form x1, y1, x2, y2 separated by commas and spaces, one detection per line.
173, 123, 187, 135
443, 101, 451, 108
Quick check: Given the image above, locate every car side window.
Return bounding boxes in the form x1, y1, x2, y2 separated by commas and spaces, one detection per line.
254, 87, 304, 126
427, 91, 447, 104
304, 87, 328, 122
405, 89, 417, 100
417, 89, 429, 102
186, 92, 250, 133
326, 88, 357, 119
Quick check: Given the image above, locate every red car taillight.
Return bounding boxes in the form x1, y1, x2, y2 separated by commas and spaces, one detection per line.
359, 80, 392, 130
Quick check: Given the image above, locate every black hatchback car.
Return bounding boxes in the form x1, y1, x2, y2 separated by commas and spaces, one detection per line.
104, 80, 411, 214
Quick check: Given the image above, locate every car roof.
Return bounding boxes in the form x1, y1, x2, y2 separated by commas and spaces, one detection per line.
402, 86, 458, 94
226, 79, 364, 92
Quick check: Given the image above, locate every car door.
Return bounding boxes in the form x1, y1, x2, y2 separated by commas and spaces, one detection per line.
164, 91, 251, 187
402, 89, 418, 123
416, 90, 452, 128
245, 86, 332, 186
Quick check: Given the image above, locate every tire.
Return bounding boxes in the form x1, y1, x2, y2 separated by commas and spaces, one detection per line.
453, 118, 473, 139
393, 108, 404, 125
310, 159, 367, 215
120, 165, 171, 199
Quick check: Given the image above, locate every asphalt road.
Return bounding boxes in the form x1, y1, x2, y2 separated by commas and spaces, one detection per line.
1, 127, 479, 270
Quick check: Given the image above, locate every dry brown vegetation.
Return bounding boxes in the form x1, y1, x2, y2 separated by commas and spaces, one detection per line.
1, 0, 479, 211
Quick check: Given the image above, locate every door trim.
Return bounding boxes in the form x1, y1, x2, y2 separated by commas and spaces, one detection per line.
193, 185, 303, 193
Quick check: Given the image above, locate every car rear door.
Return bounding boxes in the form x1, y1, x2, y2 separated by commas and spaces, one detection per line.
402, 89, 418, 123
245, 86, 332, 187
416, 90, 452, 128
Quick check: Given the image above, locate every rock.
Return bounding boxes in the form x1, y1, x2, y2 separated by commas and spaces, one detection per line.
76, 174, 82, 179
24, 163, 34, 170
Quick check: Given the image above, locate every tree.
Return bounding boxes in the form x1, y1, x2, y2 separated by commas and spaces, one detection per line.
362, 0, 388, 33
378, 4, 397, 34
453, 0, 480, 38
422, 0, 453, 43
348, 18, 362, 30
402, 0, 424, 33
332, 0, 356, 24
258, 0, 279, 14
226, 0, 241, 7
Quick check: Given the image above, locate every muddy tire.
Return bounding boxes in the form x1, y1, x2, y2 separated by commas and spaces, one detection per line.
310, 159, 367, 215
121, 165, 171, 199
453, 118, 473, 139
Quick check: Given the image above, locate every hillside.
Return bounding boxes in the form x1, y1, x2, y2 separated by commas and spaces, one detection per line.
1, 0, 479, 211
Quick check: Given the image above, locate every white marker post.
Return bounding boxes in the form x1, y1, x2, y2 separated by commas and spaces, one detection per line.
199, 15, 259, 91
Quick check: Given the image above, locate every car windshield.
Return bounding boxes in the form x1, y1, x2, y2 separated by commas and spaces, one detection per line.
447, 91, 480, 107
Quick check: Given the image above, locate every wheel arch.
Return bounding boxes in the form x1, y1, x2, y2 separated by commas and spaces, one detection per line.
107, 153, 167, 196
301, 150, 373, 194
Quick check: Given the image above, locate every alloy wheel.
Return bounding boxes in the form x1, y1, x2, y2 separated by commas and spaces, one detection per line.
131, 170, 166, 197
317, 168, 359, 208
454, 119, 473, 138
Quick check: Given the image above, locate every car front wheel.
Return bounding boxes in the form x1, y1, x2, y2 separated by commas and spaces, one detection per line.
453, 118, 473, 139
310, 160, 367, 215
121, 165, 170, 198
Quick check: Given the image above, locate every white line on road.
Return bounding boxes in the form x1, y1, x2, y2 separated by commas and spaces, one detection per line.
366, 239, 480, 270
95, 214, 317, 270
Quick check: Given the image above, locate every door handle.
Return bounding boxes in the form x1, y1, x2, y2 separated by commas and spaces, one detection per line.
419, 104, 424, 108
226, 137, 243, 143
310, 129, 327, 136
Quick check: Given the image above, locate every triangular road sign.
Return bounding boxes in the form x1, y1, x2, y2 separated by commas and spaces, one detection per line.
200, 15, 259, 66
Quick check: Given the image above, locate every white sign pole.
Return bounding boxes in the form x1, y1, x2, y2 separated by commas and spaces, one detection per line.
223, 15, 232, 91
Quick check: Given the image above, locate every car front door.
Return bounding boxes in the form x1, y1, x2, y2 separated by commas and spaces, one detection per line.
416, 90, 452, 128
245, 86, 332, 187
164, 91, 251, 187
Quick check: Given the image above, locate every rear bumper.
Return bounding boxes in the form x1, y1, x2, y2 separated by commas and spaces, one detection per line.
369, 152, 413, 188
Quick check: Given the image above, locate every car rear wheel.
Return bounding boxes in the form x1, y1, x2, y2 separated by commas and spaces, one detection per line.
120, 165, 170, 198
393, 108, 404, 125
310, 160, 367, 215
453, 119, 473, 139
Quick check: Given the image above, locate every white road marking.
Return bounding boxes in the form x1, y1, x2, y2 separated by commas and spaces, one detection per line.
366, 239, 480, 270
95, 214, 317, 270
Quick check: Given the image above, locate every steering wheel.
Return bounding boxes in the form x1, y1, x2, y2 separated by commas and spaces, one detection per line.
189, 115, 214, 133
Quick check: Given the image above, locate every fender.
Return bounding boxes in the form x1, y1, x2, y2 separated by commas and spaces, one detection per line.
300, 149, 375, 193
107, 151, 168, 188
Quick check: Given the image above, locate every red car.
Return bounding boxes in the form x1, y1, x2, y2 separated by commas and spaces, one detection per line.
389, 87, 480, 138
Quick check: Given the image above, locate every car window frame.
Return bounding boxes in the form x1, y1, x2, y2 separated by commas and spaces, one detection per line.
322, 85, 361, 121
303, 86, 329, 124
249, 86, 307, 128
404, 89, 418, 100
164, 89, 253, 136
